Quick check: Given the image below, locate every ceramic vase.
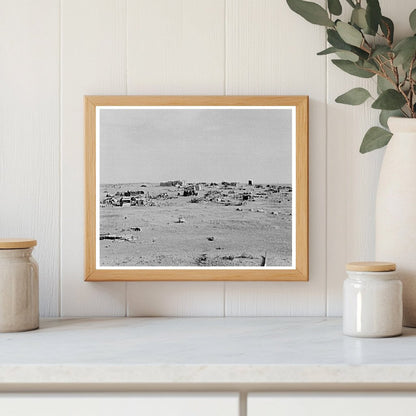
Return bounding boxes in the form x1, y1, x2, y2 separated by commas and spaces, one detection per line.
376, 117, 416, 327
0, 242, 39, 332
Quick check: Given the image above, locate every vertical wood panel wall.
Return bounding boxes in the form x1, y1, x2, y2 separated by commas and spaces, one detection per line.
1, 0, 412, 317
0, 0, 60, 317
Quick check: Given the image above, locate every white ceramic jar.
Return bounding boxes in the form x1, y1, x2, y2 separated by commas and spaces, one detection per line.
0, 239, 39, 332
343, 262, 402, 338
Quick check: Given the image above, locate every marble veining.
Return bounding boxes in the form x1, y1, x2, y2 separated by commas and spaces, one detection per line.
0, 317, 416, 385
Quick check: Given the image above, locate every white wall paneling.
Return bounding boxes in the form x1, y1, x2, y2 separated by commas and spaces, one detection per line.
2, 0, 408, 317
326, 0, 416, 316
61, 0, 127, 316
0, 0, 60, 317
127, 282, 225, 316
224, 0, 327, 315
126, 0, 225, 95
125, 0, 226, 316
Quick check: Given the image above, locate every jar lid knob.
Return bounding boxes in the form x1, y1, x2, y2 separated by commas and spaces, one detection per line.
346, 261, 396, 272
0, 239, 37, 249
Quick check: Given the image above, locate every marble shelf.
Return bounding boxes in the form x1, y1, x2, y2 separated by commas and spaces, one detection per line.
1, 317, 416, 389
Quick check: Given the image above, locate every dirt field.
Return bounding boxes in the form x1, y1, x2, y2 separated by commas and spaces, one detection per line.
99, 183, 292, 267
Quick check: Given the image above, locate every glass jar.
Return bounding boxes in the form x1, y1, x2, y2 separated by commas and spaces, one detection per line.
0, 239, 39, 332
343, 262, 402, 338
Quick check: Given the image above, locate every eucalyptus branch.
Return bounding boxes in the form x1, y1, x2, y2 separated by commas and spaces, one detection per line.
375, 58, 399, 88
287, 0, 416, 152
391, 59, 400, 86
397, 83, 413, 117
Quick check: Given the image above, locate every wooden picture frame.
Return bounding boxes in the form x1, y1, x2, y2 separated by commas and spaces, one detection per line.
85, 96, 308, 281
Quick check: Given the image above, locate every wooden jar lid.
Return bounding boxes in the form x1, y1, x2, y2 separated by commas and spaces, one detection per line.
346, 261, 396, 272
0, 239, 37, 249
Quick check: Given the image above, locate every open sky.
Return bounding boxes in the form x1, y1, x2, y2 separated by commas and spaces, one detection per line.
99, 107, 293, 184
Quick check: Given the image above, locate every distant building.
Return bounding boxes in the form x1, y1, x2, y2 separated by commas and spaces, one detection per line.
160, 180, 184, 187
248, 180, 253, 186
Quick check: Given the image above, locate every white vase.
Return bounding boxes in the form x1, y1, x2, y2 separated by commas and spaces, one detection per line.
376, 117, 416, 327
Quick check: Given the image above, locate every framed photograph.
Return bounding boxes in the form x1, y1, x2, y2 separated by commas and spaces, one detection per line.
85, 96, 308, 281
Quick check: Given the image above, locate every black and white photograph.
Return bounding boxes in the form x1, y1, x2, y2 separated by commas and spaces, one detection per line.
98, 106, 295, 269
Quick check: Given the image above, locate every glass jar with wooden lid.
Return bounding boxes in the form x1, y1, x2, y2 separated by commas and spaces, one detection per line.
0, 239, 39, 332
343, 261, 402, 338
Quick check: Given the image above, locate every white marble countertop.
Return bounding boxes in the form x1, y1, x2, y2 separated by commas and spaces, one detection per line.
1, 317, 416, 389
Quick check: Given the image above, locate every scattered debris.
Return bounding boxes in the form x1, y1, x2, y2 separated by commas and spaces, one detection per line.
239, 253, 254, 259
261, 253, 267, 267
176, 217, 186, 223
196, 253, 208, 266
100, 233, 135, 242
183, 185, 198, 196
190, 197, 203, 203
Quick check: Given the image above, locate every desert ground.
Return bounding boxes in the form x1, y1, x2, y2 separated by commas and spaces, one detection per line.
99, 182, 292, 267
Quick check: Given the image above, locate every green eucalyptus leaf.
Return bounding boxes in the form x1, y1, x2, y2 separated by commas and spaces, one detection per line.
351, 7, 368, 32
335, 50, 359, 62
327, 29, 348, 48
332, 59, 375, 78
336, 21, 363, 47
377, 75, 393, 94
360, 127, 392, 153
379, 110, 402, 129
287, 0, 334, 27
351, 46, 369, 60
317, 46, 358, 61
372, 89, 406, 110
328, 0, 342, 16
394, 36, 416, 72
380, 16, 394, 44
394, 36, 416, 70
410, 9, 416, 32
377, 67, 404, 88
335, 87, 371, 105
317, 47, 338, 55
327, 29, 369, 59
366, 0, 382, 35
362, 59, 379, 71
371, 46, 392, 58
